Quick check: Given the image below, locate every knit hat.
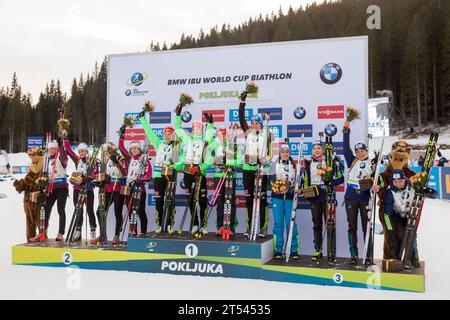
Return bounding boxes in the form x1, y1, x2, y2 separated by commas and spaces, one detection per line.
312, 140, 325, 149
129, 140, 141, 149
279, 141, 290, 151
164, 126, 174, 134
192, 120, 203, 130
392, 169, 406, 180
47, 140, 58, 149
217, 127, 227, 136
78, 142, 88, 151
251, 113, 263, 127
354, 142, 367, 152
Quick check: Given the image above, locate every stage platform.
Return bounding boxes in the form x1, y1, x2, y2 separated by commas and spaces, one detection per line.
12, 236, 425, 292
127, 232, 273, 279
12, 240, 128, 271
261, 256, 425, 293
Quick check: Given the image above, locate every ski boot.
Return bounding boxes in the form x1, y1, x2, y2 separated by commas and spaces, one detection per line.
155, 226, 162, 235
89, 229, 97, 244
167, 225, 174, 235
273, 252, 283, 260
111, 235, 121, 245
55, 233, 64, 241
328, 256, 337, 265
29, 235, 42, 243
137, 232, 146, 238
190, 225, 199, 236
257, 228, 267, 239
199, 227, 208, 236
312, 251, 323, 262
72, 229, 82, 241
350, 256, 358, 266
244, 229, 250, 239
364, 256, 374, 267
290, 252, 300, 260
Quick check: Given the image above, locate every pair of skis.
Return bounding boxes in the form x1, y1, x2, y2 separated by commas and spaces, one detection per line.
249, 115, 270, 241
324, 136, 337, 264
160, 172, 177, 235
283, 135, 304, 262
220, 168, 234, 240
362, 133, 385, 265
66, 147, 100, 244
399, 131, 439, 268
38, 132, 52, 241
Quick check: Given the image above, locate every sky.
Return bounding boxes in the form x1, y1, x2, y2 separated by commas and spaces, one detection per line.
0, 0, 325, 102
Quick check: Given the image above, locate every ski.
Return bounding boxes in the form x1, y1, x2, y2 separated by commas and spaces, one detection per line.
283, 134, 304, 262
221, 167, 234, 240
189, 173, 203, 237
249, 114, 270, 241
324, 135, 337, 264
399, 131, 439, 268
177, 178, 197, 235
363, 133, 385, 265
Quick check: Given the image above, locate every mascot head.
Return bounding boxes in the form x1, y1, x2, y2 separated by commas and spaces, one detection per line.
27, 147, 45, 174
389, 140, 411, 170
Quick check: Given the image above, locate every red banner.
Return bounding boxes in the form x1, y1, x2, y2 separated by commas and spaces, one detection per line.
125, 128, 146, 141
317, 105, 345, 119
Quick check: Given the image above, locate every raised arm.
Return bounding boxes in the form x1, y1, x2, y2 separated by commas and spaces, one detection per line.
343, 129, 355, 167
63, 139, 79, 165
174, 114, 189, 144
118, 137, 131, 162
58, 140, 68, 168
140, 115, 161, 150
238, 100, 249, 133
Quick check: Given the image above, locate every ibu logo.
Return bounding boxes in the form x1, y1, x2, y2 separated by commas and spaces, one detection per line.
146, 242, 158, 252
229, 108, 253, 122
228, 245, 240, 256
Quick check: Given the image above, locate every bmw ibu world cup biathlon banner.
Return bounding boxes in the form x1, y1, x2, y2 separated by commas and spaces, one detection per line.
107, 36, 368, 257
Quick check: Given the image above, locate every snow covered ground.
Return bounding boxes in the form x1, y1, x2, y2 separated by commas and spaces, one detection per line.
1, 135, 450, 299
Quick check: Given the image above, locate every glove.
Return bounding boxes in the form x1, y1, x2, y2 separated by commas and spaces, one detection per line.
110, 156, 119, 164
240, 90, 248, 101
175, 103, 183, 116
6, 163, 10, 170
190, 166, 199, 175
371, 151, 379, 166
118, 124, 126, 137
138, 110, 146, 119
203, 112, 214, 124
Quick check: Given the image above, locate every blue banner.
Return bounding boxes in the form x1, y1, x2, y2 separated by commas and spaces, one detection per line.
229, 108, 253, 122
27, 136, 44, 151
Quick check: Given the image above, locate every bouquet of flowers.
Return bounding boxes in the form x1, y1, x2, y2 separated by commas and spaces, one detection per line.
272, 179, 289, 194
57, 118, 70, 131
342, 106, 360, 132
143, 101, 156, 113
410, 172, 428, 190
245, 82, 259, 94
124, 116, 135, 128
179, 93, 194, 107
35, 176, 49, 189
318, 165, 333, 183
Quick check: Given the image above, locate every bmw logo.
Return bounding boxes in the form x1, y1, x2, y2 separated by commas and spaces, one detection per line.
181, 111, 192, 123
360, 162, 366, 169
125, 89, 132, 96
293, 106, 306, 120
324, 124, 338, 137
127, 72, 148, 87
320, 63, 342, 85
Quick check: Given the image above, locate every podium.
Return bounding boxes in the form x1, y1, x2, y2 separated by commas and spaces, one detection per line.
12, 240, 128, 271
261, 256, 425, 293
127, 233, 273, 279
